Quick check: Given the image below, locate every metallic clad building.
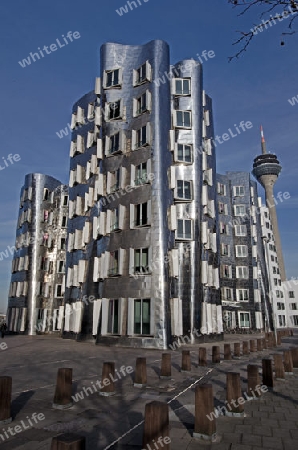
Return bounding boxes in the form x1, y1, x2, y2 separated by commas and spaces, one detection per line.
63, 40, 222, 348
6, 173, 68, 335
217, 172, 272, 331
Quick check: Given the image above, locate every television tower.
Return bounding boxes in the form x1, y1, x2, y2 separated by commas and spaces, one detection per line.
252, 126, 286, 281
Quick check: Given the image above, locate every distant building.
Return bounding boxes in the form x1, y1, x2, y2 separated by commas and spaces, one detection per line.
6, 174, 68, 334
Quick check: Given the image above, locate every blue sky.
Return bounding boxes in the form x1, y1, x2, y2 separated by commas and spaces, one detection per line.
0, 0, 297, 311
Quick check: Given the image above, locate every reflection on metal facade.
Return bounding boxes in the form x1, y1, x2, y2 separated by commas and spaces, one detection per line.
6, 41, 285, 345
6, 173, 68, 335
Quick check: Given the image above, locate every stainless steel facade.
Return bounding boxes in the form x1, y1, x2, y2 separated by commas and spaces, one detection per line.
7, 173, 68, 335
63, 40, 222, 349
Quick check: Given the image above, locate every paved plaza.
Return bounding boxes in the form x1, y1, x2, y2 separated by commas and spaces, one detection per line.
1, 332, 298, 450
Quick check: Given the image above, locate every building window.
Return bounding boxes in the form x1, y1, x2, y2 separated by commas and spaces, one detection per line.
278, 315, 286, 326
133, 124, 151, 149
110, 208, 120, 232
173, 78, 191, 95
176, 219, 192, 240
174, 110, 192, 128
271, 255, 275, 262
289, 291, 295, 298
57, 261, 65, 273
134, 203, 149, 227
60, 238, 66, 250
107, 299, 119, 334
106, 100, 122, 120
236, 266, 249, 279
235, 225, 247, 236
63, 195, 68, 206
239, 312, 250, 328
237, 289, 249, 302
274, 278, 278, 286
221, 287, 233, 301
273, 266, 277, 274
221, 244, 230, 256
221, 265, 232, 279
62, 216, 67, 228
135, 162, 149, 186
107, 132, 120, 155
277, 302, 285, 310
43, 188, 50, 201
234, 205, 246, 216
235, 245, 248, 257
133, 91, 151, 116
290, 303, 297, 310
108, 251, 120, 277
234, 186, 245, 196
176, 180, 192, 201
104, 68, 121, 88
175, 144, 192, 163
276, 290, 280, 298
218, 202, 227, 215
219, 222, 229, 235
291, 316, 298, 326
134, 248, 150, 274
108, 168, 121, 194
217, 183, 226, 196
224, 311, 236, 329
55, 285, 63, 298
134, 299, 151, 335
133, 61, 151, 85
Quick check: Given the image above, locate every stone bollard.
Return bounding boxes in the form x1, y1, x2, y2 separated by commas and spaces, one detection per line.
212, 346, 220, 364
273, 354, 285, 380
272, 334, 277, 348
257, 339, 263, 352
193, 384, 216, 441
134, 358, 147, 387
291, 348, 298, 369
290, 329, 294, 337
100, 362, 116, 396
242, 341, 250, 356
267, 333, 273, 348
234, 343, 241, 359
262, 337, 267, 349
226, 372, 244, 417
276, 332, 281, 346
284, 350, 294, 375
198, 347, 207, 367
181, 350, 191, 372
142, 401, 170, 450
51, 434, 86, 450
247, 364, 261, 399
53, 368, 73, 409
0, 377, 12, 425
160, 353, 172, 379
224, 344, 232, 361
250, 340, 256, 353
262, 359, 274, 388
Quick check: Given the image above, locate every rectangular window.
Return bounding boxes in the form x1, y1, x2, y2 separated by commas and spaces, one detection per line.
104, 69, 121, 88
174, 110, 192, 128
107, 299, 119, 334
289, 291, 295, 298
292, 316, 298, 326
217, 183, 226, 196
221, 244, 230, 256
176, 180, 192, 200
236, 266, 249, 279
108, 251, 119, 276
177, 219, 192, 240
55, 285, 63, 297
63, 195, 68, 206
235, 225, 247, 236
133, 124, 151, 149
235, 245, 248, 257
219, 222, 229, 235
107, 100, 122, 120
109, 168, 121, 193
108, 132, 120, 155
278, 315, 286, 326
135, 203, 149, 227
57, 261, 65, 273
110, 208, 120, 232
173, 79, 191, 95
234, 205, 246, 216
224, 311, 236, 329
134, 62, 151, 85
134, 248, 150, 274
175, 144, 192, 163
221, 265, 232, 279
221, 287, 233, 301
234, 186, 245, 196
135, 162, 148, 186
237, 289, 249, 302
134, 299, 151, 334
134, 91, 151, 116
62, 216, 67, 228
290, 303, 297, 310
239, 312, 250, 328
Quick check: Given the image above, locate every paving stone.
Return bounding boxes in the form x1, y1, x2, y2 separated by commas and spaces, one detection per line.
242, 434, 262, 446
261, 436, 283, 449
222, 432, 241, 444
281, 439, 298, 450
252, 425, 272, 437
